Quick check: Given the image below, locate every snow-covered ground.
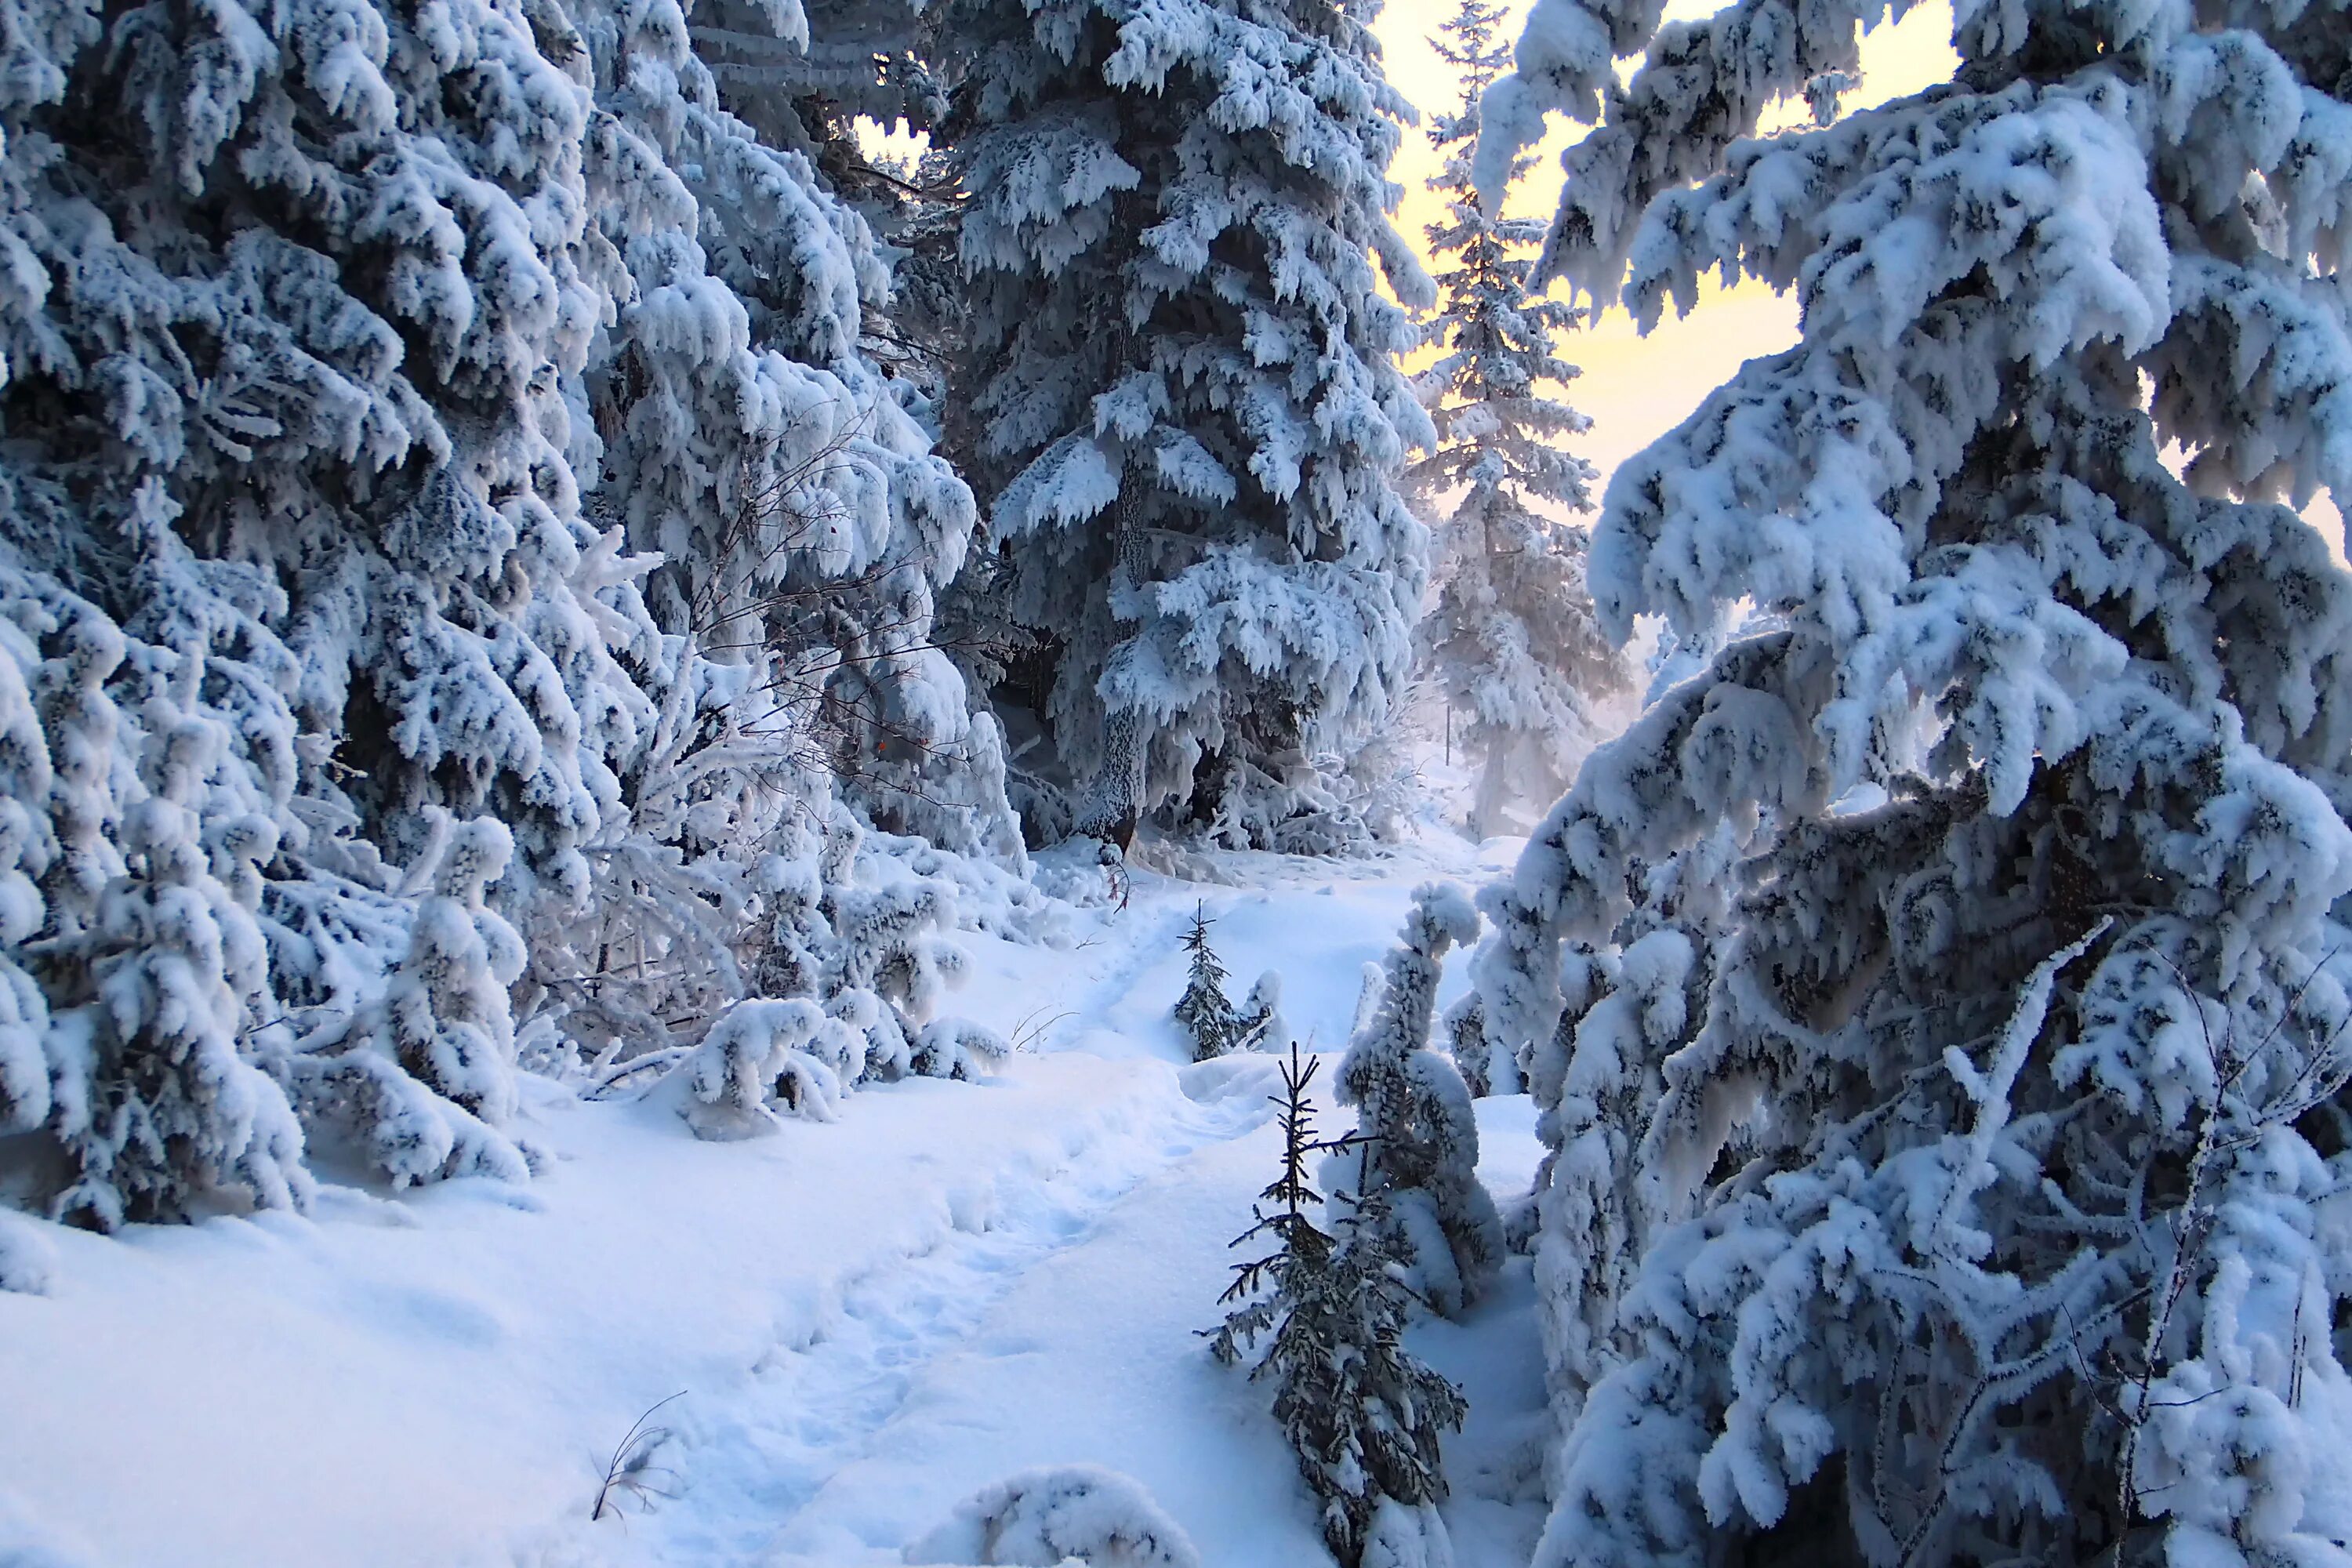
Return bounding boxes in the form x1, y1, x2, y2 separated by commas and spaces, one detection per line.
0, 837, 1547, 1568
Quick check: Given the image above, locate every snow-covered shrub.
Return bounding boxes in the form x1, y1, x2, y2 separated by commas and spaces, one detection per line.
909, 1018, 1008, 1083
1196, 753, 1378, 859
376, 822, 528, 1138
1439, 995, 1497, 1099
683, 997, 862, 1140
1410, 0, 1625, 841
904, 1464, 1201, 1568
280, 817, 537, 1187
0, 1207, 56, 1295
0, 744, 53, 1139
728, 806, 1006, 1094
1209, 1047, 1466, 1568
941, 0, 1435, 848
1465, 0, 2352, 1559
1335, 886, 1501, 1319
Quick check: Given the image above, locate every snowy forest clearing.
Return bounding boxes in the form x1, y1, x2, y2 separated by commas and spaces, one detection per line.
0, 844, 1544, 1568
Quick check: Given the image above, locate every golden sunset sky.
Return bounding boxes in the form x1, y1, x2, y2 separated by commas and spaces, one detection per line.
1370, 0, 2348, 552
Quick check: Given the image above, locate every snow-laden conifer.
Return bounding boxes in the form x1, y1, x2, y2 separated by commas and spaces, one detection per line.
684, 996, 862, 1138
1409, 0, 1624, 840
943, 0, 1436, 850
0, 0, 1026, 1227
1240, 971, 1288, 1054
1335, 884, 1501, 1318
1438, 994, 1496, 1098
1466, 0, 2352, 1559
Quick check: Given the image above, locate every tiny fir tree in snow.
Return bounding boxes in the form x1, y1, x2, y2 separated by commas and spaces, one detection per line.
1207, 1046, 1466, 1568
1410, 0, 1624, 840
1223, 1044, 1458, 1568
1465, 0, 2352, 1563
942, 0, 1436, 850
1336, 884, 1501, 1318
1173, 904, 1243, 1062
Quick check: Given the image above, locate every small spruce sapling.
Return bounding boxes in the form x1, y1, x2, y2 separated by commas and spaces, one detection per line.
1173, 905, 1242, 1062
378, 822, 530, 1133
1205, 1045, 1466, 1568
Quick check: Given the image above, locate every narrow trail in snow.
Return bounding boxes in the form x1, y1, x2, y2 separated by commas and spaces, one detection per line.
630, 1051, 1273, 1563
568, 858, 1476, 1567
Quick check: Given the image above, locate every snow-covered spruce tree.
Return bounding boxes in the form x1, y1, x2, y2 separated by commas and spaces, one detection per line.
731, 802, 1004, 1102
1208, 1045, 1467, 1568
0, 0, 1015, 1221
1408, 0, 1623, 841
530, 0, 1022, 1064
681, 994, 862, 1138
1241, 968, 1288, 1053
942, 0, 1436, 851
1439, 993, 1496, 1098
0, 602, 58, 1149
306, 817, 533, 1185
1463, 0, 2352, 1562
0, 0, 686, 1197
1336, 884, 1501, 1319
1173, 903, 1242, 1061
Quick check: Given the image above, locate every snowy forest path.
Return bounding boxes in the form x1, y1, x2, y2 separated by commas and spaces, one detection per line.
623, 1033, 1284, 1564
608, 861, 1469, 1566
0, 844, 1523, 1568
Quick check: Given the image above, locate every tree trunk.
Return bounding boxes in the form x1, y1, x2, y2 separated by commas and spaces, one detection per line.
1470, 737, 1508, 842
1075, 481, 1148, 848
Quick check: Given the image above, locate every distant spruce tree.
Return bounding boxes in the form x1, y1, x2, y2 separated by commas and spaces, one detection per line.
1407, 0, 1624, 840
